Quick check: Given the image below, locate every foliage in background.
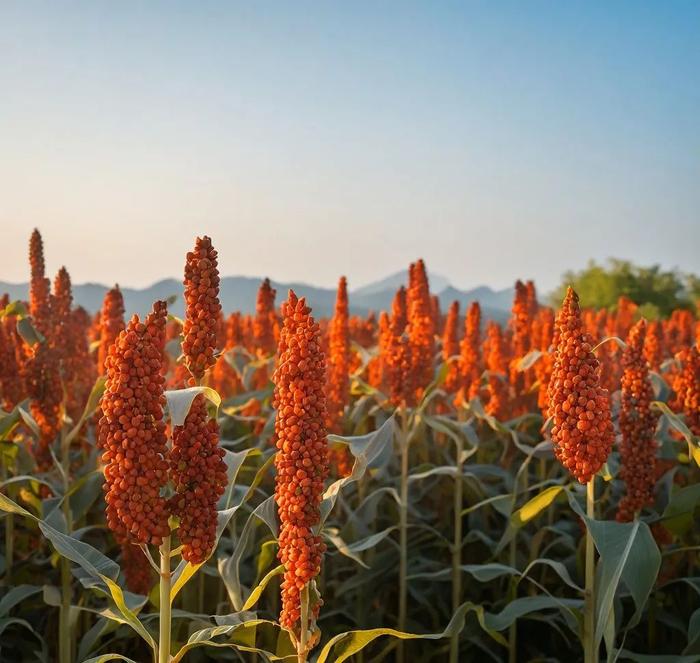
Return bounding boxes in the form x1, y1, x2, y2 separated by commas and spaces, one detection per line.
550, 259, 699, 316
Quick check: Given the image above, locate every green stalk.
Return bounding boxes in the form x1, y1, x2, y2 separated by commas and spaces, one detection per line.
159, 536, 172, 663
59, 428, 72, 663
584, 478, 597, 663
1, 462, 13, 586
507, 535, 517, 663
5, 511, 13, 583
449, 425, 464, 663
398, 405, 409, 663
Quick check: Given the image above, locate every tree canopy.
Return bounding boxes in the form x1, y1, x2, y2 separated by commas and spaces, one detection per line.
549, 259, 698, 317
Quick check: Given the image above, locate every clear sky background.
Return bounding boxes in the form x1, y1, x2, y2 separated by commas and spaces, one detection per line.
1, 2, 698, 294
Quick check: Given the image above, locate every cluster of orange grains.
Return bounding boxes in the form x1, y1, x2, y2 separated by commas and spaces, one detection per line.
98, 302, 170, 546
98, 286, 126, 375
182, 236, 221, 383
385, 320, 415, 408
509, 280, 532, 369
548, 287, 614, 483
442, 301, 460, 393
53, 268, 96, 422
616, 320, 659, 521
119, 538, 155, 595
674, 345, 700, 436
28, 229, 51, 333
532, 307, 556, 413
643, 320, 664, 372
0, 314, 24, 410
407, 260, 435, 398
169, 394, 227, 563
273, 290, 329, 632
25, 230, 62, 467
326, 277, 352, 474
458, 301, 482, 402
483, 321, 509, 418
254, 278, 278, 355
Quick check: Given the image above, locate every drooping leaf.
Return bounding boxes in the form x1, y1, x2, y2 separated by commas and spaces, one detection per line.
164, 386, 222, 426
511, 486, 565, 527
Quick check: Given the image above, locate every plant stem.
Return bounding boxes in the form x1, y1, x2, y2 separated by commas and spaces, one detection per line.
1, 462, 13, 586
449, 426, 463, 663
5, 512, 13, 583
159, 536, 172, 663
398, 405, 409, 663
59, 429, 72, 663
584, 478, 597, 663
507, 533, 518, 663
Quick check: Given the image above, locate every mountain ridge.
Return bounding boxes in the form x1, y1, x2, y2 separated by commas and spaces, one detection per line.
0, 275, 514, 322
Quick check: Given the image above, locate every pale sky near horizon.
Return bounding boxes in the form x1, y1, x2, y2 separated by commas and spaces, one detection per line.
1, 2, 698, 295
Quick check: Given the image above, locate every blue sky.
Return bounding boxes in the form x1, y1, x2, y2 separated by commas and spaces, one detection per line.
1, 2, 698, 294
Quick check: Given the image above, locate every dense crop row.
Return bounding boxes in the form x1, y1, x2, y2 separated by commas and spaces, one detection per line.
0, 230, 698, 662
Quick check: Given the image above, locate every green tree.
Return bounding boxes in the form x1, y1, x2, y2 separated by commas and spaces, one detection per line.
549, 259, 696, 317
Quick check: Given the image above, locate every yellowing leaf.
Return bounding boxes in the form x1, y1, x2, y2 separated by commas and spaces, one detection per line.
510, 486, 564, 528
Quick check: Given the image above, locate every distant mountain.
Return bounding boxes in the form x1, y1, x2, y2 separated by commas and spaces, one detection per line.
354, 270, 451, 297
0, 273, 515, 321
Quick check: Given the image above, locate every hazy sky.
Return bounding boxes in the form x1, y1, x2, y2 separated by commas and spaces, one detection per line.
1, 2, 698, 294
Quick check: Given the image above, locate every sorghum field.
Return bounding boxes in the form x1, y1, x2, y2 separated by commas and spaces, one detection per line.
0, 230, 698, 663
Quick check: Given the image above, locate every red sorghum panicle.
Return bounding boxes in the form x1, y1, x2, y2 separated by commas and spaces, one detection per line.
643, 320, 664, 373
611, 296, 637, 340
26, 341, 63, 469
532, 307, 556, 413
326, 277, 350, 432
349, 312, 376, 349
616, 320, 659, 522
254, 278, 278, 355
120, 539, 155, 595
431, 294, 442, 335
273, 290, 329, 633
666, 309, 695, 355
675, 345, 700, 436
510, 280, 532, 362
169, 394, 227, 563
484, 321, 509, 418
526, 280, 538, 317
98, 286, 126, 375
52, 268, 94, 421
327, 278, 353, 477
407, 259, 435, 398
29, 229, 51, 334
385, 316, 415, 408
392, 286, 408, 334
182, 236, 221, 383
442, 301, 460, 393
459, 301, 482, 401
548, 287, 614, 484
0, 316, 24, 410
99, 301, 170, 545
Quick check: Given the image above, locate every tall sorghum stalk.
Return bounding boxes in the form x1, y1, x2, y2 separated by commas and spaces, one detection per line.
159, 535, 172, 663
585, 479, 596, 663
398, 404, 409, 663
449, 407, 464, 663
548, 287, 614, 662
59, 424, 72, 663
